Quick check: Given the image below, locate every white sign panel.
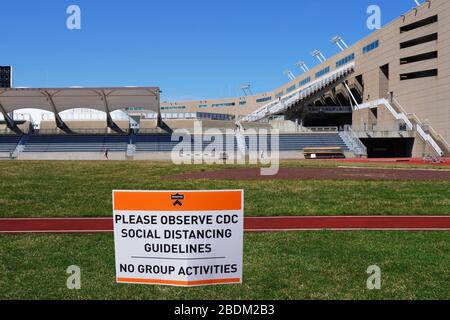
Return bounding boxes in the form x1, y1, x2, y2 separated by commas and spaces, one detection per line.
113, 190, 244, 287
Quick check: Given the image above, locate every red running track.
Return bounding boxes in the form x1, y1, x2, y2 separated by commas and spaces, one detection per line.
0, 216, 449, 234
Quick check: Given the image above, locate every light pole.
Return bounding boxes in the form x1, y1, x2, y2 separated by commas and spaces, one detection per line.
283, 70, 296, 81
312, 50, 326, 63
295, 61, 310, 73
331, 35, 349, 51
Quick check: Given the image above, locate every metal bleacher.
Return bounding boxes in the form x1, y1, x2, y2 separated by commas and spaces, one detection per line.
0, 132, 349, 155
135, 133, 349, 152
23, 135, 129, 152
0, 135, 21, 154
277, 133, 348, 151
135, 134, 184, 152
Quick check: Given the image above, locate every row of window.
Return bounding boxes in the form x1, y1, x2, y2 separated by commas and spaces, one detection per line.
161, 106, 186, 110
256, 96, 272, 103
286, 85, 296, 93
362, 40, 379, 54
336, 53, 355, 68
212, 102, 236, 108
315, 66, 330, 78
300, 77, 311, 86
274, 78, 309, 100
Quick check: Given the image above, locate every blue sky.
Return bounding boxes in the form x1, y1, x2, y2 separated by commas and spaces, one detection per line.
2, 0, 415, 101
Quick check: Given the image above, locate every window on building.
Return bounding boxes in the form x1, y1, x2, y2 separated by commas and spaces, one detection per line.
400, 15, 438, 33
239, 101, 247, 105
286, 85, 296, 93
336, 53, 355, 68
362, 40, 379, 54
211, 102, 236, 107
315, 67, 330, 78
400, 69, 438, 81
400, 51, 438, 65
161, 106, 187, 110
300, 77, 311, 86
256, 96, 272, 103
400, 33, 438, 49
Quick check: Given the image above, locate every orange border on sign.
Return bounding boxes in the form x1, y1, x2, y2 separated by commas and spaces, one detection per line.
113, 191, 242, 211
117, 277, 241, 286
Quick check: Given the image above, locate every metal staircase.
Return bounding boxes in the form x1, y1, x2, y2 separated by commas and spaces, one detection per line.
339, 126, 367, 157
126, 133, 137, 157
11, 134, 30, 159
355, 98, 447, 157
242, 62, 355, 122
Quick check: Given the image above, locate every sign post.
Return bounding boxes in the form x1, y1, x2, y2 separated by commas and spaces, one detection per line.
112, 190, 244, 287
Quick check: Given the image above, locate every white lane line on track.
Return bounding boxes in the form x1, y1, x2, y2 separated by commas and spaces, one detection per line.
1, 228, 449, 234
1, 216, 449, 221
337, 166, 450, 172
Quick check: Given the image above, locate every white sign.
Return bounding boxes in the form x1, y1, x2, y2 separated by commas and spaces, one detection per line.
113, 190, 244, 287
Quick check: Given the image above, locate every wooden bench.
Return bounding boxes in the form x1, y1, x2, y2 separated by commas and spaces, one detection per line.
304, 147, 346, 159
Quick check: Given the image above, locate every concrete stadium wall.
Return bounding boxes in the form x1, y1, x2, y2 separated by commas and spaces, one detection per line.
18, 152, 128, 161
15, 151, 326, 161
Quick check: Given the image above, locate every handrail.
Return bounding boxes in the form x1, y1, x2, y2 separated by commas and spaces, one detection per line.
357, 98, 444, 156
356, 99, 413, 130
408, 113, 450, 152
340, 126, 367, 156
242, 62, 355, 122
393, 98, 449, 155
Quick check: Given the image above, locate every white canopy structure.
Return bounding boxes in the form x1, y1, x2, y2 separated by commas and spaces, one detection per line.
0, 87, 160, 133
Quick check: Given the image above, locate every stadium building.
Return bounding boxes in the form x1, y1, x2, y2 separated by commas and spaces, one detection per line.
0, 0, 449, 160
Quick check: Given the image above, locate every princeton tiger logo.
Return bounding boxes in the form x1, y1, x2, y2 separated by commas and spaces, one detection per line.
171, 193, 184, 207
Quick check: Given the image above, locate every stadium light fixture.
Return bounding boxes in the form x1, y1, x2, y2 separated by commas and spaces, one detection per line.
331, 35, 349, 51
312, 50, 326, 63
295, 61, 310, 73
240, 84, 253, 96
283, 70, 296, 81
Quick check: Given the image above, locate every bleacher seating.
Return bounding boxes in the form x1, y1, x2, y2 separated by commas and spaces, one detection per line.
23, 135, 129, 152
277, 134, 348, 151
1, 132, 348, 155
135, 134, 183, 152
0, 135, 21, 153
135, 133, 348, 152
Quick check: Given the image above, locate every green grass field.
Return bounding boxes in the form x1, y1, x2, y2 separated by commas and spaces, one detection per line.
0, 160, 448, 300
0, 232, 448, 300
0, 161, 449, 217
